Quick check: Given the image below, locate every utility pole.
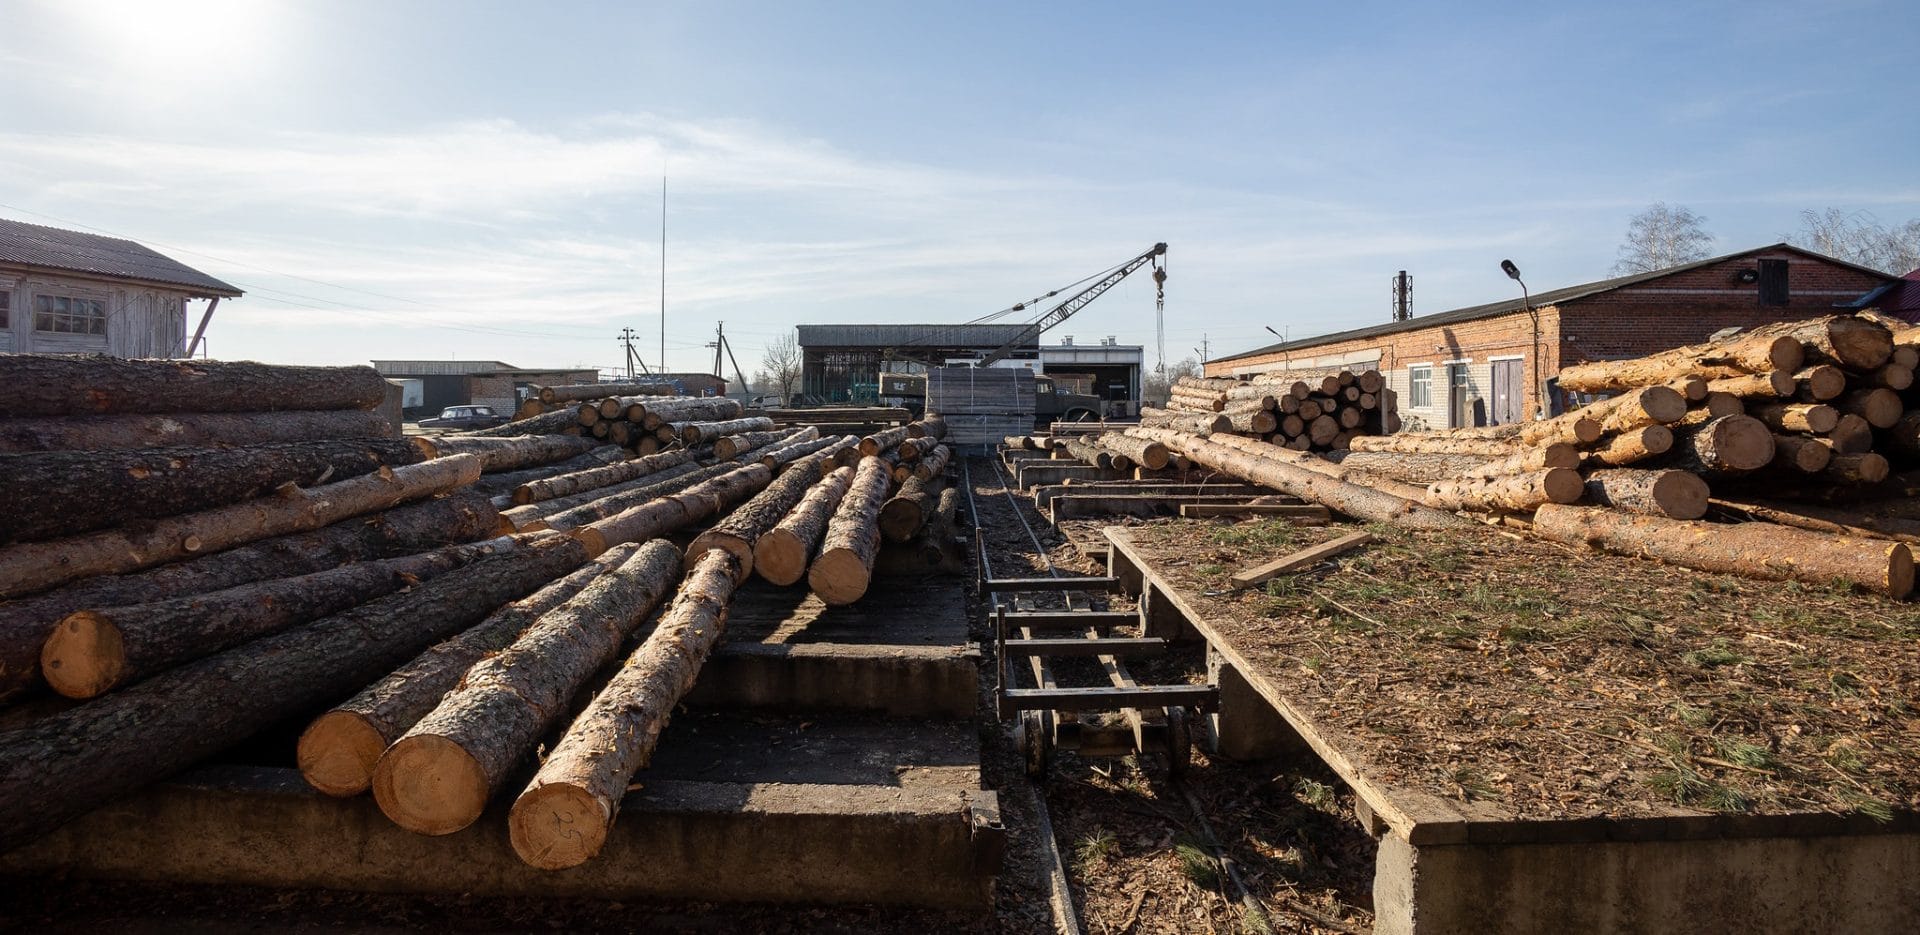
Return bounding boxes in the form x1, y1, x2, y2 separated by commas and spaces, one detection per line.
707, 322, 753, 396
618, 327, 651, 378
659, 175, 668, 376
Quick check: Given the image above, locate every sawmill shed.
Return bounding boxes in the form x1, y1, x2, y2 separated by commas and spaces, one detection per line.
1206, 244, 1895, 431
0, 217, 242, 358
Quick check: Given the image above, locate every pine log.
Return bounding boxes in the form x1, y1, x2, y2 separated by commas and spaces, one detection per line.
1750, 402, 1839, 434
412, 435, 603, 473
573, 463, 776, 557
685, 456, 828, 581
1826, 453, 1890, 485
0, 355, 387, 416
1749, 315, 1892, 371
636, 398, 743, 428
1557, 333, 1803, 393
458, 408, 581, 438
371, 540, 680, 836
1671, 414, 1775, 473
1826, 414, 1874, 454
508, 462, 723, 533
675, 416, 776, 446
1128, 428, 1468, 527
1175, 376, 1249, 392
297, 550, 625, 797
509, 548, 739, 869
1097, 434, 1170, 471
806, 456, 896, 605
1771, 434, 1833, 473
760, 433, 858, 469
905, 415, 947, 440
1666, 376, 1708, 402
1139, 407, 1232, 434
514, 399, 548, 421
539, 383, 670, 404
1346, 435, 1524, 457
0, 439, 425, 544
1791, 365, 1848, 401
879, 472, 947, 543
1707, 371, 1794, 398
1308, 414, 1339, 446
1710, 496, 1920, 545
1225, 406, 1278, 434
714, 427, 816, 460
511, 449, 701, 506
1297, 399, 1323, 420
1587, 386, 1689, 432
910, 443, 951, 482
1062, 437, 1113, 469
924, 484, 964, 562
858, 426, 910, 456
0, 491, 498, 704
575, 403, 601, 427
1582, 469, 1710, 519
1839, 388, 1903, 429
1456, 443, 1583, 480
1584, 425, 1674, 467
1868, 363, 1914, 391
0, 409, 395, 453
1325, 450, 1510, 484
0, 455, 484, 600
1424, 469, 1583, 512
473, 447, 627, 498
1701, 393, 1744, 418
1224, 386, 1278, 407
0, 534, 589, 854
1337, 406, 1364, 429
41, 544, 496, 700
1531, 505, 1912, 598
1882, 412, 1920, 461
755, 465, 857, 586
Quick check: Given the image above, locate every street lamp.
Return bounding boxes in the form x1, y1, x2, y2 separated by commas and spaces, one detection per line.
1501, 259, 1546, 419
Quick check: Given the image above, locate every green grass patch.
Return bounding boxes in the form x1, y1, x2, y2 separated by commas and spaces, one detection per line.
1175, 838, 1220, 889
1071, 827, 1119, 870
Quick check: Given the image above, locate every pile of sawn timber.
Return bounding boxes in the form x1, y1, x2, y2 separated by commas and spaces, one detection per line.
0, 354, 958, 872
1148, 367, 1387, 452
1050, 313, 1920, 598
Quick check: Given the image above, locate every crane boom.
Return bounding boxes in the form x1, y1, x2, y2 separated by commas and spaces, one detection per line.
974, 242, 1167, 367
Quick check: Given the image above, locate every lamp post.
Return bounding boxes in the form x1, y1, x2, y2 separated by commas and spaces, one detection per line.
1502, 259, 1547, 419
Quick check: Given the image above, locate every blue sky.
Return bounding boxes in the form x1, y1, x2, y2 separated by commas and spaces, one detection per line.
1, 0, 1915, 374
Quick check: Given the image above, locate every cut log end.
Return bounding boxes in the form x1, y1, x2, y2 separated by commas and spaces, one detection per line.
753, 529, 808, 586
372, 733, 491, 836
508, 782, 612, 871
39, 610, 125, 700
808, 548, 872, 605
297, 710, 389, 797
686, 530, 754, 582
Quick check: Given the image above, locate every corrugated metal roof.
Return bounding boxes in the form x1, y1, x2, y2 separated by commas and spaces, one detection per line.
797, 323, 1036, 349
0, 217, 242, 297
1213, 243, 1896, 364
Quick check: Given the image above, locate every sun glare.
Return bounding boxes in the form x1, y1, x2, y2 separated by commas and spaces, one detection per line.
59, 0, 277, 67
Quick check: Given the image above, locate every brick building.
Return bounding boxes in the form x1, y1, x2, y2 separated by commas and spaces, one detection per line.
1205, 244, 1895, 431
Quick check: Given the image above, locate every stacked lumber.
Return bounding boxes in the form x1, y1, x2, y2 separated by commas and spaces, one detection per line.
1157, 368, 1386, 453
927, 366, 1037, 447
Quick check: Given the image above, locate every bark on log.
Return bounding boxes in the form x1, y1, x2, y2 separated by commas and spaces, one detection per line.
1671, 414, 1775, 473
807, 456, 896, 605
1096, 433, 1170, 471
675, 416, 776, 446
42, 544, 494, 699
1224, 387, 1278, 407
1139, 407, 1232, 434
457, 408, 581, 438
1324, 450, 1509, 484
1793, 365, 1848, 401
1584, 425, 1674, 467
755, 465, 857, 586
1582, 469, 1710, 519
0, 455, 484, 600
0, 534, 588, 854
1556, 333, 1804, 393
1826, 414, 1874, 454
879, 473, 946, 543
685, 456, 827, 581
1586, 386, 1689, 432
1706, 371, 1794, 398
1424, 469, 1584, 512
538, 383, 670, 404
1882, 412, 1920, 461
0, 439, 425, 544
1308, 415, 1339, 446
573, 463, 775, 557
1771, 434, 1833, 473
412, 435, 604, 473
0, 409, 395, 453
371, 540, 680, 836
1868, 363, 1914, 391
1710, 496, 1920, 545
506, 462, 721, 533
906, 416, 947, 440
760, 433, 857, 469
0, 355, 388, 417
1702, 393, 1745, 418
0, 491, 498, 704
1061, 437, 1112, 469
511, 450, 701, 506
1750, 402, 1839, 434
633, 398, 742, 427
1346, 435, 1525, 457
1531, 504, 1913, 598
1225, 407, 1278, 435
473, 446, 627, 498
509, 548, 741, 869
1826, 453, 1890, 485
1128, 428, 1468, 527
1839, 388, 1903, 429
714, 427, 815, 460
858, 426, 910, 457
910, 443, 951, 482
1749, 315, 1892, 371
1666, 376, 1708, 402
298, 549, 624, 797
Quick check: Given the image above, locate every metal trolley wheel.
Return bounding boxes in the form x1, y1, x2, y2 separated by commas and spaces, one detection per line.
1165, 707, 1194, 778
1018, 710, 1053, 778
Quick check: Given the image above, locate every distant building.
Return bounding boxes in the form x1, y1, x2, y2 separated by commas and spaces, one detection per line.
1205, 244, 1895, 431
1856, 267, 1920, 323
0, 217, 241, 358
796, 323, 1040, 403
371, 360, 599, 414
1039, 335, 1144, 417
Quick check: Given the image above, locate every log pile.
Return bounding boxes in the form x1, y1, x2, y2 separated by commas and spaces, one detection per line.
1156, 368, 1387, 453
464, 393, 762, 457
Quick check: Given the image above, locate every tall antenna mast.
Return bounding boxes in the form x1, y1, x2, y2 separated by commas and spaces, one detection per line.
659, 175, 667, 375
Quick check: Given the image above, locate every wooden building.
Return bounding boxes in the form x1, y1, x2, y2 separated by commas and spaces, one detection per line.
0, 217, 241, 358
371, 360, 599, 415
1205, 244, 1895, 431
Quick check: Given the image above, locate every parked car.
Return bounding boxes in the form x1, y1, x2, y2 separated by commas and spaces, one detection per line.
418, 405, 508, 430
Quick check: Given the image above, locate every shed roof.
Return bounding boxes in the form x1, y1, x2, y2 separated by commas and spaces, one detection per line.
797, 323, 1036, 349
1213, 243, 1894, 364
0, 217, 242, 297
1850, 268, 1920, 322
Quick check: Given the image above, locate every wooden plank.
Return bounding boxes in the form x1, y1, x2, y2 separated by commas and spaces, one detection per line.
1102, 526, 1482, 844
1228, 531, 1375, 589
1178, 502, 1331, 520
1002, 637, 1168, 658
985, 576, 1119, 593
1001, 685, 1218, 712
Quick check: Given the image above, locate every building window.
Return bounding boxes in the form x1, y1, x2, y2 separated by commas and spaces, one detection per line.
0, 289, 9, 329
34, 294, 107, 335
1758, 258, 1789, 306
1408, 364, 1432, 408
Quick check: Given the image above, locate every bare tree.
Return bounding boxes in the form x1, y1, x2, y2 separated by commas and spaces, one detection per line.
760, 332, 802, 401
1612, 202, 1715, 275
1142, 356, 1205, 406
1792, 208, 1920, 275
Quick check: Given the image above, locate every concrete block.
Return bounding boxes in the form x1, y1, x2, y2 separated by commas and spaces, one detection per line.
1206, 646, 1310, 762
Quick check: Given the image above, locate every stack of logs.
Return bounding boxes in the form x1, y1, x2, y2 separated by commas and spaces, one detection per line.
0, 354, 962, 869
508, 382, 675, 421
1148, 368, 1387, 452
471, 393, 776, 458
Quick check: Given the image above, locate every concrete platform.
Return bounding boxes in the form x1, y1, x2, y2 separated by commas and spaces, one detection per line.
1, 713, 1003, 909
1101, 525, 1920, 934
